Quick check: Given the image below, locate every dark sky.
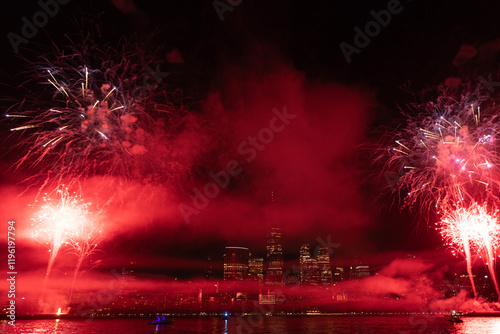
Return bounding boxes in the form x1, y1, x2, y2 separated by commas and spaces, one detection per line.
1, 0, 500, 279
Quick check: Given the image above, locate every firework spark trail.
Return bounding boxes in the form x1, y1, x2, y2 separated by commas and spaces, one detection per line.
482, 233, 500, 302
438, 207, 478, 299
438, 204, 500, 301
30, 186, 93, 302
469, 205, 500, 301
65, 220, 102, 306
464, 236, 477, 300
381, 89, 500, 214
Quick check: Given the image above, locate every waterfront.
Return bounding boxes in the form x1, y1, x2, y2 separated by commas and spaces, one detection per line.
3, 316, 500, 334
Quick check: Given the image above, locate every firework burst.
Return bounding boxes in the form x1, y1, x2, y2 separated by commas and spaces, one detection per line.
6, 40, 189, 190
381, 88, 500, 213
377, 85, 500, 300
30, 186, 100, 301
10, 63, 153, 183
438, 203, 500, 300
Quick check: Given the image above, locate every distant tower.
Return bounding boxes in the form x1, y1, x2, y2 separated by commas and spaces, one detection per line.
223, 247, 249, 280
205, 256, 213, 280
303, 258, 321, 285
266, 227, 284, 285
299, 244, 311, 284
333, 266, 344, 282
317, 247, 333, 285
248, 256, 265, 283
354, 265, 371, 278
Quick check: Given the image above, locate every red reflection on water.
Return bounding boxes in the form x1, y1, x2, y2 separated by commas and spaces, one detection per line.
457, 317, 500, 333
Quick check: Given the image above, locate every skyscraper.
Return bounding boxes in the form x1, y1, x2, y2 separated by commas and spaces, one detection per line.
204, 256, 213, 280
354, 265, 371, 278
302, 258, 321, 285
299, 243, 311, 284
248, 257, 265, 283
300, 244, 332, 285
266, 227, 284, 285
317, 247, 333, 285
223, 247, 249, 280
333, 266, 344, 282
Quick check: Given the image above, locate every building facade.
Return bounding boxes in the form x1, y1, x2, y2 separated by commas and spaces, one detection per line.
223, 247, 249, 280
266, 227, 284, 285
317, 247, 333, 285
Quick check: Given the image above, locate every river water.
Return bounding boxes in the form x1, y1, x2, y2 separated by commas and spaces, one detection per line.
3, 315, 500, 333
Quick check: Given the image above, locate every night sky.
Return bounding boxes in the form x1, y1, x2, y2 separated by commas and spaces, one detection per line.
2, 0, 500, 284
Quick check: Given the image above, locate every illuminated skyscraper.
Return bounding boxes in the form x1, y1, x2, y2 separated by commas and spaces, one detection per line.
223, 247, 249, 280
303, 258, 321, 285
354, 265, 371, 278
266, 227, 284, 285
317, 247, 332, 285
299, 243, 311, 284
333, 267, 344, 282
300, 244, 310, 264
299, 244, 332, 285
248, 257, 265, 283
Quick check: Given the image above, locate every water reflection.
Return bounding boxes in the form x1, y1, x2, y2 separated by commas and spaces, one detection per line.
456, 318, 500, 333
53, 319, 60, 333
8, 316, 500, 333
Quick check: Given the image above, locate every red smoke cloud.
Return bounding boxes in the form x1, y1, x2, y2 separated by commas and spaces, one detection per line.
176, 46, 376, 248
